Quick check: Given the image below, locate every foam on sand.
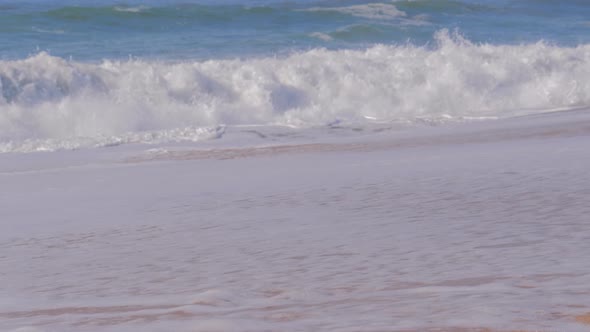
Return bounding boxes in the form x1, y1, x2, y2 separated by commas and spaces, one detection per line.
125, 108, 590, 163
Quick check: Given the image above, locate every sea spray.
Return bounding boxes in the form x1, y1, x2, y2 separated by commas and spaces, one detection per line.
1, 31, 590, 152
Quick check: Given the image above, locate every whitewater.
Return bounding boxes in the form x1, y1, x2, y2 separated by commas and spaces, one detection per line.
2, 0, 590, 331
2, 31, 590, 152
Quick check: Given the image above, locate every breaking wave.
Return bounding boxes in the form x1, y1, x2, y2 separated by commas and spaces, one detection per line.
302, 3, 406, 20
1, 30, 590, 152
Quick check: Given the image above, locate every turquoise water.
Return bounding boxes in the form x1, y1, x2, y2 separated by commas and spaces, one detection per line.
1, 0, 589, 60
1, 0, 590, 152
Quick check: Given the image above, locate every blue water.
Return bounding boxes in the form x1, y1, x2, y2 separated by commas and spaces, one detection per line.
1, 0, 590, 152
1, 0, 589, 60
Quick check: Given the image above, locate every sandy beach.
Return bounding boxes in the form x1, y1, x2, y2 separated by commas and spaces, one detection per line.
1, 110, 590, 331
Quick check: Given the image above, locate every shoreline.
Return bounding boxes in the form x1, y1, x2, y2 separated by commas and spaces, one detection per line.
2, 110, 590, 332
125, 109, 590, 163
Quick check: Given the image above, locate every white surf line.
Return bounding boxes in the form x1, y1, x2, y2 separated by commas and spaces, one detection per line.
124, 115, 590, 163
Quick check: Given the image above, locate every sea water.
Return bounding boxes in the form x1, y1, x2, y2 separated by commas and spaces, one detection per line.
1, 0, 589, 152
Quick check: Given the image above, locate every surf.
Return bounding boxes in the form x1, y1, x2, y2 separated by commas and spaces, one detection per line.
1, 30, 590, 152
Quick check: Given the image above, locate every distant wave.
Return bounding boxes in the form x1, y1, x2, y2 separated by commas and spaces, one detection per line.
392, 0, 492, 14
43, 4, 279, 22
19, 2, 427, 27
326, 24, 386, 41
302, 3, 428, 27
1, 30, 590, 152
303, 3, 406, 20
31, 26, 66, 34
113, 6, 150, 13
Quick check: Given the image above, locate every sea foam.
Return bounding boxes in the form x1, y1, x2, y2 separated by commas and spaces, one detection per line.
1, 30, 589, 152
303, 3, 406, 20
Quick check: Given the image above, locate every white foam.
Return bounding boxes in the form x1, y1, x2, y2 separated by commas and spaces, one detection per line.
190, 289, 237, 307
113, 6, 149, 13
0, 126, 224, 153
309, 32, 333, 41
31, 26, 66, 34
2, 30, 590, 152
305, 3, 407, 20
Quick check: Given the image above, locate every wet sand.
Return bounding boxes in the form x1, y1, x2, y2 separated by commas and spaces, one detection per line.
2, 111, 590, 332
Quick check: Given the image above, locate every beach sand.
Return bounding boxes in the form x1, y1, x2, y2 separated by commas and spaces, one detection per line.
2, 110, 590, 332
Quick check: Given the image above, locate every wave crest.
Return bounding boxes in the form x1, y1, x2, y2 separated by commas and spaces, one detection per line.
304, 3, 406, 20
1, 31, 590, 152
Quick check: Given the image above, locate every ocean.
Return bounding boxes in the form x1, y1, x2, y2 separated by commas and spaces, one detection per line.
1, 0, 590, 152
